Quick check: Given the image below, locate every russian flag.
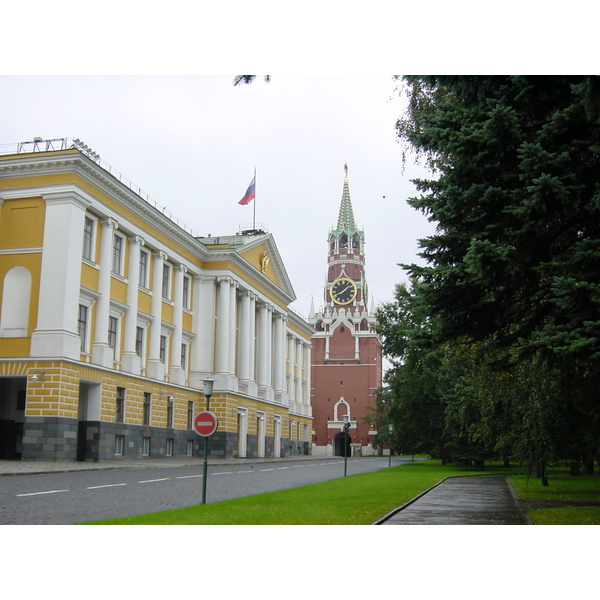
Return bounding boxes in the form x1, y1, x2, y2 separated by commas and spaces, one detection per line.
239, 175, 255, 205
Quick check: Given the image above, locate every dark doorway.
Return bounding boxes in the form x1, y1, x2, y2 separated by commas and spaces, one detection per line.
0, 378, 26, 459
334, 431, 351, 457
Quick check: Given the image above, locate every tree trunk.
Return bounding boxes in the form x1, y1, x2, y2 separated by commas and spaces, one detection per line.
540, 460, 549, 486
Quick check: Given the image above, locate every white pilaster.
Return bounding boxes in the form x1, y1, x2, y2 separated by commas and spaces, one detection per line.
31, 191, 91, 359
91, 218, 118, 367
169, 264, 187, 385
122, 235, 144, 374
146, 250, 167, 380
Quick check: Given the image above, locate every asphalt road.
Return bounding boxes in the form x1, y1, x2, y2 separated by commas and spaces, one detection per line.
0, 456, 410, 524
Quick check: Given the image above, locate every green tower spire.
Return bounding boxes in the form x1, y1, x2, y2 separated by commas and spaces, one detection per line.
336, 163, 357, 233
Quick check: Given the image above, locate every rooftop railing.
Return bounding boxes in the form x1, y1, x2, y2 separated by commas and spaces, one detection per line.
0, 137, 202, 238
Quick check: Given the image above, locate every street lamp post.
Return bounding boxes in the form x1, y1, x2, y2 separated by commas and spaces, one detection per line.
389, 424, 394, 468
343, 414, 350, 477
201, 378, 214, 504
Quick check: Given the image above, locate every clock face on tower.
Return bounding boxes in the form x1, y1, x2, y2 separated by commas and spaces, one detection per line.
330, 277, 357, 305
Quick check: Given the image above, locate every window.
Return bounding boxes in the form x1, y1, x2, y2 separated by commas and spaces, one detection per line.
181, 343, 187, 369
186, 439, 193, 457
78, 305, 88, 352
160, 335, 167, 364
136, 326, 144, 357
187, 400, 194, 430
115, 434, 124, 456
112, 234, 124, 275
142, 436, 151, 456
166, 438, 173, 457
116, 387, 125, 422
83, 217, 94, 260
182, 275, 190, 309
139, 250, 149, 288
162, 263, 171, 299
108, 316, 118, 359
166, 397, 174, 428
143, 392, 151, 426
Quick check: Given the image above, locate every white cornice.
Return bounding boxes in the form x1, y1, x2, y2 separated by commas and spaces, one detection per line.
0, 152, 210, 264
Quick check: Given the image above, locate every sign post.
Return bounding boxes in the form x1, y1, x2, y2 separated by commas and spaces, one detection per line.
198, 379, 215, 504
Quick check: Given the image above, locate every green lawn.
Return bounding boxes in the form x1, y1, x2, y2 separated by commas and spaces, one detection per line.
83, 459, 517, 525
509, 470, 600, 525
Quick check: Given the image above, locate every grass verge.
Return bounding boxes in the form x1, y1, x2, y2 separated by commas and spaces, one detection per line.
83, 459, 518, 525
509, 469, 600, 525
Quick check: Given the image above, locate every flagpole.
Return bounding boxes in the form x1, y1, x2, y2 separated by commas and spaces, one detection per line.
253, 167, 256, 230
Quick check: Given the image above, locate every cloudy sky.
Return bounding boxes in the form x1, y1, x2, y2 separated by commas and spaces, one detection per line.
0, 75, 435, 316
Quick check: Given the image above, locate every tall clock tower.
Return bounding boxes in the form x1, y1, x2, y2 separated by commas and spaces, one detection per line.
308, 165, 382, 457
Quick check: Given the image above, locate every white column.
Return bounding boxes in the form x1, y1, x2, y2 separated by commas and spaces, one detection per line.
189, 274, 216, 388
31, 191, 91, 359
303, 342, 312, 413
147, 250, 167, 380
257, 302, 269, 386
169, 264, 187, 385
249, 293, 256, 382
266, 304, 273, 387
295, 338, 303, 405
238, 291, 251, 381
272, 313, 285, 394
122, 235, 144, 374
228, 280, 238, 377
287, 334, 296, 401
215, 277, 231, 375
92, 217, 118, 367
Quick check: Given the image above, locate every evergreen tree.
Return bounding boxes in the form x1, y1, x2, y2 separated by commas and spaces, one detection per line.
398, 76, 600, 372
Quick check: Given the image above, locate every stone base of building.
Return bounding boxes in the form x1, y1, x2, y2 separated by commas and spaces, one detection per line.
17, 416, 312, 461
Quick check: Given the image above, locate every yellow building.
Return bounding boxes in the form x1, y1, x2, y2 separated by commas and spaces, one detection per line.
0, 138, 313, 461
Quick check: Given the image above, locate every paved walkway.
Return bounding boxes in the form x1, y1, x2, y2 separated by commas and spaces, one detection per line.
377, 475, 531, 525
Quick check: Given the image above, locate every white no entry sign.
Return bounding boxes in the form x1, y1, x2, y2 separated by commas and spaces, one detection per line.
194, 411, 218, 437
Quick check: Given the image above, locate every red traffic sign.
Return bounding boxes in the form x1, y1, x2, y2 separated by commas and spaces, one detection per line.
194, 411, 218, 437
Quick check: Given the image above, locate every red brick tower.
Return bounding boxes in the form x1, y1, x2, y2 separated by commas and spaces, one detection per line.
309, 165, 382, 457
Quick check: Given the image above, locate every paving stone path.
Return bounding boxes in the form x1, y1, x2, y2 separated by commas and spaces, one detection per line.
377, 475, 530, 525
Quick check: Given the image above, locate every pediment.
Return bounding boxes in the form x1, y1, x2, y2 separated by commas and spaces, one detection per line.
237, 234, 296, 301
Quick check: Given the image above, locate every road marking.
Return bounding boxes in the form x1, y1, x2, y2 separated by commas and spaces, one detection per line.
17, 490, 69, 497
212, 472, 233, 476
292, 465, 304, 468
138, 478, 170, 483
237, 470, 254, 473
176, 474, 203, 479
260, 468, 274, 471
276, 467, 289, 470
87, 483, 127, 490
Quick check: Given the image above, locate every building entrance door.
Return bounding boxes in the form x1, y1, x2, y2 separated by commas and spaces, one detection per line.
334, 431, 351, 458
0, 378, 26, 459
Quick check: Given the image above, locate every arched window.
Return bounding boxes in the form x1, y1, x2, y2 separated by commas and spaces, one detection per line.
340, 234, 348, 249
0, 266, 32, 337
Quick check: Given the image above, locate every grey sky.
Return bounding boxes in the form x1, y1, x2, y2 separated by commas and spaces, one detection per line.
0, 75, 435, 316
